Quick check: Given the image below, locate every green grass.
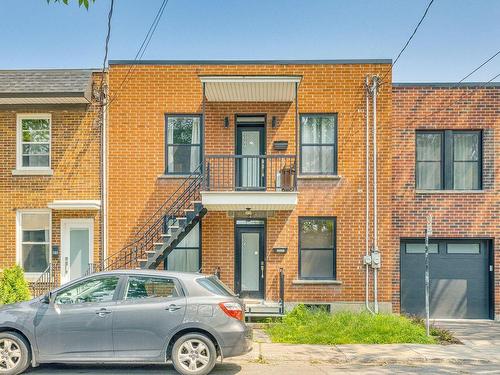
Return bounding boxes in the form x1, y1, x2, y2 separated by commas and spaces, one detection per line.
265, 305, 436, 345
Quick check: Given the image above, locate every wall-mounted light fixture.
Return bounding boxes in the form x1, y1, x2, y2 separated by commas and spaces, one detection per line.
224, 117, 229, 128
272, 116, 277, 128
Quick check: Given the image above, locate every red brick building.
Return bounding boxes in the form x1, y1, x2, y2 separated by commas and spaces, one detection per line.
1, 64, 498, 320
0, 70, 103, 289
393, 83, 500, 320
105, 60, 393, 315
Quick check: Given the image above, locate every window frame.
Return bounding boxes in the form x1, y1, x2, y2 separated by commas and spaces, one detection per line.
16, 209, 52, 280
53, 275, 121, 305
298, 216, 337, 280
415, 130, 482, 191
299, 113, 338, 176
164, 221, 202, 273
164, 114, 203, 175
120, 275, 183, 301
16, 113, 52, 171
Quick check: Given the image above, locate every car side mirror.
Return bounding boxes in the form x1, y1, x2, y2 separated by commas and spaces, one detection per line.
43, 291, 55, 304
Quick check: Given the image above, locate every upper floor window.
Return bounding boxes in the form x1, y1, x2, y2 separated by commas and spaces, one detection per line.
17, 114, 51, 170
17, 211, 50, 276
300, 114, 337, 175
416, 130, 481, 190
165, 115, 201, 175
299, 217, 336, 280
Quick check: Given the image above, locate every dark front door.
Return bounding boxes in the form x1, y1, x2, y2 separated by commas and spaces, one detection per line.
235, 224, 265, 299
236, 125, 265, 190
401, 239, 491, 319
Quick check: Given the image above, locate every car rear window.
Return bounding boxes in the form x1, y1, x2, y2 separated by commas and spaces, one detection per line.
197, 276, 235, 297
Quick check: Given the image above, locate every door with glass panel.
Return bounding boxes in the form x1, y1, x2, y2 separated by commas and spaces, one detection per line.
236, 125, 265, 190
60, 219, 93, 284
235, 222, 265, 299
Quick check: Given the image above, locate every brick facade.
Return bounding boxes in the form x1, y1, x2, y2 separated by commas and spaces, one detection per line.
107, 63, 393, 309
392, 84, 500, 317
0, 73, 102, 282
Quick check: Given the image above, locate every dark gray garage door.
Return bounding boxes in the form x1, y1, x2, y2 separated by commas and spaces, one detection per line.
401, 239, 491, 319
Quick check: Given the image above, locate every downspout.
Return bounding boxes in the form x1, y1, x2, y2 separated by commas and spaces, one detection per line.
364, 76, 374, 314
372, 76, 380, 314
99, 71, 108, 268
100, 76, 108, 265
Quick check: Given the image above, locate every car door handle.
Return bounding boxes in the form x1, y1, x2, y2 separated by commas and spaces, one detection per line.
166, 304, 183, 312
95, 308, 112, 317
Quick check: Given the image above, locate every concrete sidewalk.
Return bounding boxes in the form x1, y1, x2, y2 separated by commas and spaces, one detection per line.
238, 328, 500, 366
236, 342, 496, 365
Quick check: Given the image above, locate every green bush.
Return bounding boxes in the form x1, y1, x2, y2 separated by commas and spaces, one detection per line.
0, 265, 31, 305
266, 304, 436, 345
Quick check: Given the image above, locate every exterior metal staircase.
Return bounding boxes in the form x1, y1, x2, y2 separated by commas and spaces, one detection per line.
31, 165, 206, 297
101, 164, 207, 272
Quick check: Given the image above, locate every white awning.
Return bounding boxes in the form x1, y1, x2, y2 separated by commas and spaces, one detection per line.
201, 191, 298, 211
200, 76, 301, 102
48, 200, 101, 210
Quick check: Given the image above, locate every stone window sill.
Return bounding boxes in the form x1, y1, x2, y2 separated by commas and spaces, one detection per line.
297, 175, 342, 180
157, 174, 198, 179
292, 279, 342, 285
12, 169, 54, 176
416, 190, 485, 194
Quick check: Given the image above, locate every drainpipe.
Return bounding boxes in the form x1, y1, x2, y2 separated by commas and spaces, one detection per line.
371, 76, 380, 314
99, 76, 108, 266
364, 76, 374, 314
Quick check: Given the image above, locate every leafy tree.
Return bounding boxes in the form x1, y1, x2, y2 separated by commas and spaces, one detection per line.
0, 266, 31, 305
46, 0, 96, 9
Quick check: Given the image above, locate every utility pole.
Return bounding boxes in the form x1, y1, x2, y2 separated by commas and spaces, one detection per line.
424, 214, 432, 336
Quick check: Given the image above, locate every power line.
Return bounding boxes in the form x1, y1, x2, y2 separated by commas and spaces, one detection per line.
419, 55, 500, 121
99, 0, 114, 101
381, 0, 435, 83
107, 0, 170, 106
489, 72, 500, 82
458, 49, 500, 83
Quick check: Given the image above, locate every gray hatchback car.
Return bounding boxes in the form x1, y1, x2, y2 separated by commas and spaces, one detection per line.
0, 270, 252, 375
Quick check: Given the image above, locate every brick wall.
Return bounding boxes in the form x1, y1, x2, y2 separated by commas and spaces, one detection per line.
108, 63, 393, 305
0, 73, 102, 276
392, 84, 500, 314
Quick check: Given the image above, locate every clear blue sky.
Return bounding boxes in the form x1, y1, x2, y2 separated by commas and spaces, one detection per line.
1, 0, 499, 82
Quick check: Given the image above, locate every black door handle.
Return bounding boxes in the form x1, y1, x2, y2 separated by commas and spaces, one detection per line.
95, 308, 112, 317
166, 304, 183, 312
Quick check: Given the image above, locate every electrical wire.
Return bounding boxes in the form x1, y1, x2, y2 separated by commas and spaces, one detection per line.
380, 0, 435, 83
107, 0, 170, 106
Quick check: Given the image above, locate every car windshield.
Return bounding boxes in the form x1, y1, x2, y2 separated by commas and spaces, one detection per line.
197, 276, 235, 297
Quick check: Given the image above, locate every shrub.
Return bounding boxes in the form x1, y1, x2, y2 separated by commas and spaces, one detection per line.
0, 265, 31, 305
266, 304, 436, 344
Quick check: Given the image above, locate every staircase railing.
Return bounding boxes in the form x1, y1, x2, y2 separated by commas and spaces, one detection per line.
31, 263, 56, 298
96, 163, 205, 272
214, 266, 221, 279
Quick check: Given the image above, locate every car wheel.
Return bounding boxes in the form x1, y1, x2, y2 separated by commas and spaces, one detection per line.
171, 333, 217, 375
0, 332, 30, 375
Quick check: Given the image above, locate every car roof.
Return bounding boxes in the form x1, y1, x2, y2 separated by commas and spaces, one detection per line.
88, 269, 209, 281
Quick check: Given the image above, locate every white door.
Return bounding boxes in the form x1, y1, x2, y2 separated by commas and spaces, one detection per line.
60, 219, 93, 284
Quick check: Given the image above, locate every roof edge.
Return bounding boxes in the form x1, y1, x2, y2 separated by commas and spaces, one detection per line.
109, 59, 392, 66
394, 82, 500, 88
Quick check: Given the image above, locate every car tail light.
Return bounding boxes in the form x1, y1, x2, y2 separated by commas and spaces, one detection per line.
219, 302, 244, 321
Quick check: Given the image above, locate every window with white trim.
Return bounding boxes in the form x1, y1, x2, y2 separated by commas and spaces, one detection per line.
17, 211, 51, 274
17, 114, 51, 169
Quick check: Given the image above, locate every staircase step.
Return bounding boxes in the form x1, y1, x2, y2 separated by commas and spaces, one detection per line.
161, 233, 171, 238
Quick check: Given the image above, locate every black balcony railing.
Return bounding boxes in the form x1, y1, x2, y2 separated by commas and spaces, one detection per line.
204, 155, 297, 192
